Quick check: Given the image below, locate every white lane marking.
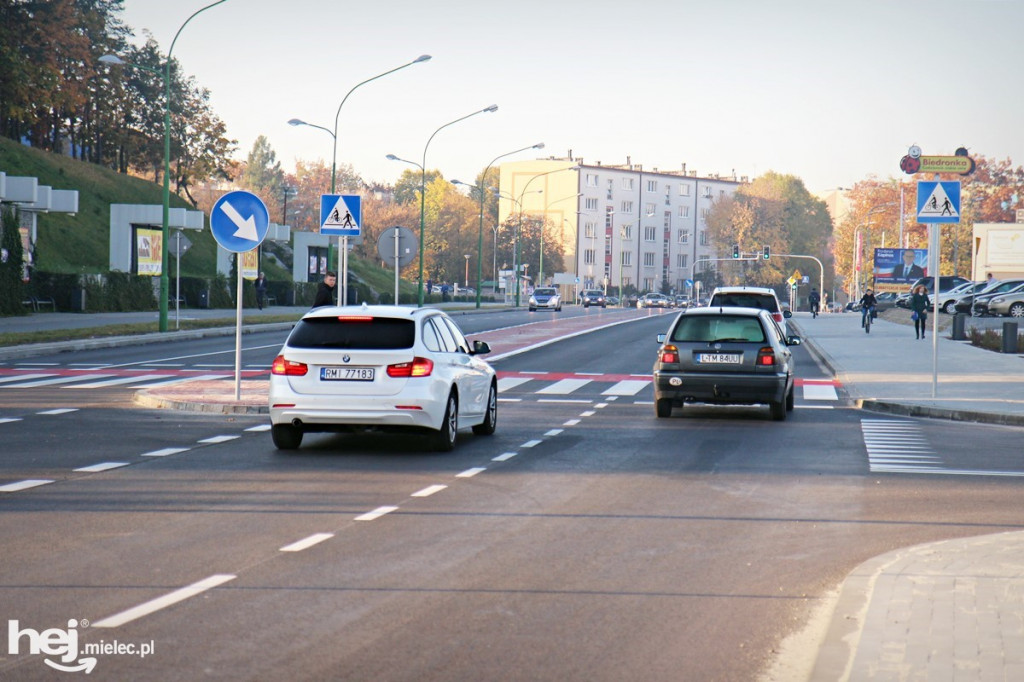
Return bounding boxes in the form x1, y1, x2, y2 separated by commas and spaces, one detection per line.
580, 411, 596, 417
141, 447, 191, 458
497, 377, 532, 392
195, 364, 233, 368
69, 374, 164, 389
98, 343, 280, 369
492, 452, 517, 462
602, 397, 617, 403
520, 440, 542, 448
280, 533, 334, 552
563, 419, 581, 426
576, 372, 603, 376
411, 484, 448, 498
245, 424, 272, 432
36, 408, 79, 415
142, 363, 184, 367
16, 362, 58, 366
14, 374, 117, 388
602, 380, 650, 396
544, 429, 563, 437
456, 467, 486, 478
355, 506, 399, 521
521, 370, 548, 374
537, 378, 592, 395
74, 462, 130, 473
802, 384, 839, 401
0, 479, 54, 492
539, 399, 592, 404
497, 398, 522, 403
0, 374, 54, 385
798, 405, 834, 409
198, 435, 239, 444
0, 417, 23, 424
92, 574, 237, 628
133, 373, 225, 388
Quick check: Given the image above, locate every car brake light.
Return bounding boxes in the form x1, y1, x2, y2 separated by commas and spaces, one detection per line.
757, 347, 776, 366
387, 357, 434, 378
659, 344, 679, 364
337, 315, 373, 321
772, 312, 783, 323
272, 355, 308, 376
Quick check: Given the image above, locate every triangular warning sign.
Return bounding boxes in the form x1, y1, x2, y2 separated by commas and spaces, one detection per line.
323, 196, 357, 227
919, 183, 959, 219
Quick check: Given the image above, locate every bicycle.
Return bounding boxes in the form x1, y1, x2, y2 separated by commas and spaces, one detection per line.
810, 302, 819, 319
862, 305, 876, 333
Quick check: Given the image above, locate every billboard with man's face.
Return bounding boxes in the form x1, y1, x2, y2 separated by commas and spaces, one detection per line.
873, 248, 927, 293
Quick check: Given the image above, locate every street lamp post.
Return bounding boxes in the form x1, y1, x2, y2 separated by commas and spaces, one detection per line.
387, 104, 499, 307
100, 0, 230, 333
289, 54, 431, 305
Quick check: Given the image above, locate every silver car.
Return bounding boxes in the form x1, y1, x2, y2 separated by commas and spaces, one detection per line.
985, 290, 1024, 318
653, 307, 801, 421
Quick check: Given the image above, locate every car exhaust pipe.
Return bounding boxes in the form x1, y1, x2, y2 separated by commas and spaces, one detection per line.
292, 419, 303, 427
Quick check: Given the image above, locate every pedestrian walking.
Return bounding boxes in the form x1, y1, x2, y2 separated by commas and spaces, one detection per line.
254, 272, 267, 310
312, 271, 337, 308
910, 284, 930, 339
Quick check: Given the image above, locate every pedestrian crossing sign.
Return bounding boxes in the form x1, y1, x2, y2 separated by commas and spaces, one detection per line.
320, 194, 362, 236
916, 181, 960, 224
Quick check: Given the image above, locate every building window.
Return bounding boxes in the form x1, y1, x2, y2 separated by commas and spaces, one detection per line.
700, 208, 710, 221
699, 230, 708, 246
585, 197, 598, 211
679, 184, 691, 197
644, 277, 655, 291
677, 254, 689, 268
605, 209, 615, 229
607, 179, 614, 200
622, 178, 634, 190
584, 249, 595, 265
621, 251, 632, 266
702, 186, 712, 197
663, 211, 671, 229
621, 200, 633, 213
647, 180, 657, 192
678, 229, 689, 244
678, 205, 689, 218
665, 189, 672, 206
586, 174, 598, 187
644, 252, 656, 267
645, 203, 656, 216
620, 223, 632, 240
584, 222, 596, 239
644, 226, 657, 242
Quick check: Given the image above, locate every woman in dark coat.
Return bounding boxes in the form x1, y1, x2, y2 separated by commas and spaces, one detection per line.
910, 284, 930, 339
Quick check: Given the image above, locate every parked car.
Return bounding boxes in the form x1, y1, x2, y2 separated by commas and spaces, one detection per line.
874, 291, 898, 311
910, 275, 971, 295
972, 282, 1024, 316
528, 287, 561, 312
985, 290, 1024, 318
652, 306, 802, 421
606, 296, 620, 306
708, 285, 790, 333
955, 279, 1024, 314
637, 293, 673, 308
938, 281, 985, 314
674, 295, 691, 308
269, 305, 497, 451
580, 289, 606, 308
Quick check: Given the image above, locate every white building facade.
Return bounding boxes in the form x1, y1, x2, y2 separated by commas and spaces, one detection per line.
499, 158, 744, 296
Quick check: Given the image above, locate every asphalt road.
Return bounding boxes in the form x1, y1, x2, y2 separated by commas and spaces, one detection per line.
3, 308, 1024, 680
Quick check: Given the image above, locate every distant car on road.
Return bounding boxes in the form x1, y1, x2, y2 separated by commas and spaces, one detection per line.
269, 305, 497, 452
708, 285, 790, 333
529, 287, 561, 312
652, 306, 802, 421
606, 296, 620, 306
580, 289, 606, 308
637, 293, 673, 308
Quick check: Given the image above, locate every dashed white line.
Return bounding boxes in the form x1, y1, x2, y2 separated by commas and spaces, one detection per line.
579, 411, 596, 417
141, 447, 191, 458
563, 419, 581, 426
74, 462, 130, 473
411, 484, 448, 498
198, 435, 239, 444
520, 440, 542, 448
355, 506, 399, 521
245, 424, 272, 432
92, 574, 237, 628
539, 399, 592, 404
37, 408, 79, 415
456, 467, 486, 478
544, 429, 563, 437
0, 417, 23, 424
0, 479, 53, 492
280, 533, 334, 552
492, 452, 517, 462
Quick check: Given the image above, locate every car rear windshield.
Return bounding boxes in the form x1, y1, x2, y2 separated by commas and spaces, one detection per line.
535, 288, 556, 296
709, 293, 779, 312
671, 315, 766, 343
287, 317, 415, 349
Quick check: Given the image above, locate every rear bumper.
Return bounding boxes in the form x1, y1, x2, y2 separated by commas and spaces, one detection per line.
653, 370, 789, 405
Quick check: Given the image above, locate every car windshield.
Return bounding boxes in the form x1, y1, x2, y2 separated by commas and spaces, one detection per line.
535, 288, 556, 296
710, 293, 779, 312
288, 316, 415, 349
671, 315, 766, 343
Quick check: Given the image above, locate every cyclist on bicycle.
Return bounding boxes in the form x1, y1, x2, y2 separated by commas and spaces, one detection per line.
808, 288, 821, 318
859, 289, 878, 328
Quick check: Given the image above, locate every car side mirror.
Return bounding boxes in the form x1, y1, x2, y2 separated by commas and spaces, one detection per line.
783, 310, 793, 319
787, 335, 802, 346
657, 333, 666, 343
471, 339, 491, 355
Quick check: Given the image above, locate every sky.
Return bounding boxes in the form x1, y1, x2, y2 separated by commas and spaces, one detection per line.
118, 0, 1024, 195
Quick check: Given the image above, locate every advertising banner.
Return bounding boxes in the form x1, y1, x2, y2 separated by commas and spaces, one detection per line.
240, 249, 259, 280
873, 248, 927, 293
136, 228, 162, 276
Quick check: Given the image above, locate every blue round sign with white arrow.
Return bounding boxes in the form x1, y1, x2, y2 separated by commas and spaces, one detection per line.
210, 190, 270, 253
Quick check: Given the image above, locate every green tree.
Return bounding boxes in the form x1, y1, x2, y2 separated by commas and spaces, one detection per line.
393, 167, 442, 205
0, 206, 26, 315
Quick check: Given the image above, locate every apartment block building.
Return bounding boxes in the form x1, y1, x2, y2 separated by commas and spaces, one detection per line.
498, 157, 744, 295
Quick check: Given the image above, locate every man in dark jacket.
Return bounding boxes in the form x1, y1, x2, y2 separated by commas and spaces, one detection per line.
312, 271, 337, 308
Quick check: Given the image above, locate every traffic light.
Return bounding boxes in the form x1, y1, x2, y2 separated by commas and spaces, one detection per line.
732, 244, 740, 259
763, 245, 771, 260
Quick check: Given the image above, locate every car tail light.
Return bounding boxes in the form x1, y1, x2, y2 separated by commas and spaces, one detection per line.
387, 357, 434, 378
757, 347, 776, 366
772, 312, 784, 324
659, 344, 679, 364
272, 355, 308, 376
337, 315, 373, 321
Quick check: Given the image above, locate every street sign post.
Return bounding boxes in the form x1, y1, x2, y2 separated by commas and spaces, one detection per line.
210, 190, 270, 401
376, 226, 416, 305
